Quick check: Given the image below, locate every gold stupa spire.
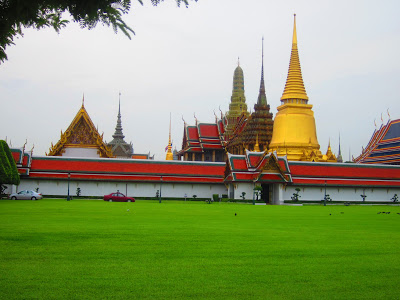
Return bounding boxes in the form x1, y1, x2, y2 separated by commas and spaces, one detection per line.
166, 113, 173, 160
254, 133, 260, 152
280, 14, 309, 102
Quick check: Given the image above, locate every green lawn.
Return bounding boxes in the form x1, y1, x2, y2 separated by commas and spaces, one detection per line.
0, 199, 399, 299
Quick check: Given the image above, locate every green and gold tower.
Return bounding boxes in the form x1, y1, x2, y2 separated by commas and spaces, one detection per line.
225, 60, 249, 139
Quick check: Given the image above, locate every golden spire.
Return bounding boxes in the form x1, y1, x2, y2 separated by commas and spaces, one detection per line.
254, 133, 260, 152
280, 14, 309, 102
166, 113, 173, 160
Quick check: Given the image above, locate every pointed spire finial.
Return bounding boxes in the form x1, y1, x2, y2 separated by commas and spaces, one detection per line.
119, 92, 121, 114
82, 93, 85, 107
293, 14, 297, 45
166, 113, 173, 160
238, 57, 240, 66
256, 36, 267, 106
280, 14, 308, 102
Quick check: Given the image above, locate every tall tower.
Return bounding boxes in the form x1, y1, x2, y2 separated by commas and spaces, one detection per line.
107, 95, 134, 158
166, 114, 173, 160
269, 15, 324, 161
226, 38, 273, 154
225, 59, 249, 139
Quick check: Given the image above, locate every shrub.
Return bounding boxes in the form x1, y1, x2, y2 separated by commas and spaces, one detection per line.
0, 140, 20, 187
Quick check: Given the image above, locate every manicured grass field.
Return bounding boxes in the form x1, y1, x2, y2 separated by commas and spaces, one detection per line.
1, 199, 399, 299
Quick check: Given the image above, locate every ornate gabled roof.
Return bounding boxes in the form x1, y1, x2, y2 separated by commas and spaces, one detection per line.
355, 118, 400, 165
48, 101, 113, 158
224, 151, 291, 183
107, 99, 133, 158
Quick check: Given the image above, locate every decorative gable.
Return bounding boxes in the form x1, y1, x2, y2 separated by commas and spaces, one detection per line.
48, 103, 113, 158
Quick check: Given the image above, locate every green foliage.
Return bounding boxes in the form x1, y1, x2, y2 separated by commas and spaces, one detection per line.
0, 0, 198, 63
0, 200, 399, 299
240, 192, 246, 200
0, 140, 20, 186
212, 194, 219, 202
76, 187, 81, 197
391, 194, 398, 202
291, 189, 301, 202
192, 194, 197, 199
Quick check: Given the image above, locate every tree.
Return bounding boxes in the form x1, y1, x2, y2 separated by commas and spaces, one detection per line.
0, 0, 197, 63
0, 140, 20, 197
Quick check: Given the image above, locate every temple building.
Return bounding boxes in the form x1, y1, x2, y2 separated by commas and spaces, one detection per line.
354, 118, 400, 165
268, 15, 336, 162
47, 99, 113, 158
106, 99, 134, 159
178, 118, 226, 162
224, 60, 250, 139
226, 39, 274, 154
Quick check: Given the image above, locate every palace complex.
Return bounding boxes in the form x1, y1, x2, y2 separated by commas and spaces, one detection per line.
4, 15, 400, 203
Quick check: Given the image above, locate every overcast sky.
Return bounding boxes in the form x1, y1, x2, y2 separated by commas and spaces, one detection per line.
1, 0, 399, 160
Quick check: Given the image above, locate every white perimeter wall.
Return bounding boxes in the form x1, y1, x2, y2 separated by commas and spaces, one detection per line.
231, 183, 256, 200
279, 185, 400, 203
14, 179, 228, 199
7, 179, 400, 203
63, 148, 99, 158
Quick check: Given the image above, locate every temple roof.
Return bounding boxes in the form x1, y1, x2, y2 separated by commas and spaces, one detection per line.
354, 119, 400, 165
179, 119, 225, 154
48, 101, 113, 158
281, 14, 309, 102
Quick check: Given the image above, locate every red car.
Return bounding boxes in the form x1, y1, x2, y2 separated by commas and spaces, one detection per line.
104, 192, 135, 202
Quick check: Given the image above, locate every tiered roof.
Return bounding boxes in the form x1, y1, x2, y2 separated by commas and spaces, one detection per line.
224, 151, 291, 183
354, 119, 400, 165
224, 150, 400, 188
180, 119, 226, 154
19, 156, 225, 184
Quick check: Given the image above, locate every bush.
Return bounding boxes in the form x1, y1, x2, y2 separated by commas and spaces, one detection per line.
212, 194, 219, 202
0, 140, 20, 187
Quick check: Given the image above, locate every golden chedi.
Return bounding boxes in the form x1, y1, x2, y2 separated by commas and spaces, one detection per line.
269, 15, 335, 162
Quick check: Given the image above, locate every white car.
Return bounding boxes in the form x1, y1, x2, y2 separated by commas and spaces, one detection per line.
9, 190, 43, 200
